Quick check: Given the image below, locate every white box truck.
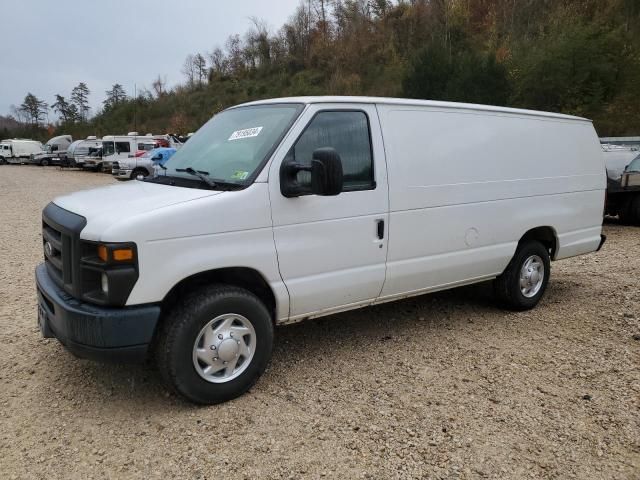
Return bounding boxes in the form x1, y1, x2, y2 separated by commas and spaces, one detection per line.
0, 139, 43, 164
35, 97, 606, 404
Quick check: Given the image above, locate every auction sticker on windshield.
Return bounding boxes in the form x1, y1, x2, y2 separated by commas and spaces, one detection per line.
228, 127, 263, 141
231, 170, 249, 180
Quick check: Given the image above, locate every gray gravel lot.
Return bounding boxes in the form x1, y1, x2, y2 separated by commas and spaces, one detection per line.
0, 166, 638, 479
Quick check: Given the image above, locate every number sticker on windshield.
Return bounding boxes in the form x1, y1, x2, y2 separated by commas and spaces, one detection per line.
231, 170, 249, 180
228, 127, 263, 141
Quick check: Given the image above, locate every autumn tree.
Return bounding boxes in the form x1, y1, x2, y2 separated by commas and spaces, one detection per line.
152, 75, 167, 97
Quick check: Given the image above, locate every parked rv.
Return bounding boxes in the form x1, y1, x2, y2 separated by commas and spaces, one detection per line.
67, 137, 102, 168
35, 97, 606, 404
101, 133, 178, 172
112, 147, 177, 180
0, 139, 43, 164
29, 135, 73, 166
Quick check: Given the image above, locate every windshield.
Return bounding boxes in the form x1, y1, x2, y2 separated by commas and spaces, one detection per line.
102, 141, 115, 156
627, 155, 640, 173
163, 104, 303, 185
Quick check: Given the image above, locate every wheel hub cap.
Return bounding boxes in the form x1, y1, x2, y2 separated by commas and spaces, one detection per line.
217, 338, 239, 362
192, 313, 256, 384
520, 255, 545, 298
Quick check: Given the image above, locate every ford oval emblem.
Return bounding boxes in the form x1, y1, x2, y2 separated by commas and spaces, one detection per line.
44, 241, 53, 257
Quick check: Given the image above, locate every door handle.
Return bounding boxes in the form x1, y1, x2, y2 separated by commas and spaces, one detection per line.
376, 219, 384, 240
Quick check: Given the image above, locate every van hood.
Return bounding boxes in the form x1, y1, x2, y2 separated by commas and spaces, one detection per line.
53, 180, 221, 227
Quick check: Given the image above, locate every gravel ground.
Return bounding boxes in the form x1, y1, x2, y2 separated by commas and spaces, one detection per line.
0, 166, 638, 480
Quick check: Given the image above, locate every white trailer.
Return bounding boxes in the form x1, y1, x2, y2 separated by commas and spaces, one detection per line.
0, 139, 43, 164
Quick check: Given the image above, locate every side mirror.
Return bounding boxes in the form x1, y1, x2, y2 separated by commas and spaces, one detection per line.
280, 147, 344, 198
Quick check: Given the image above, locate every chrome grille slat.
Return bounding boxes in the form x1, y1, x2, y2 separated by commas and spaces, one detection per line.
42, 219, 69, 291
42, 227, 62, 251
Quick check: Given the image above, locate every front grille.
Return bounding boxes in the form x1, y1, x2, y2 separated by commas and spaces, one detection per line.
42, 222, 67, 287
42, 203, 87, 297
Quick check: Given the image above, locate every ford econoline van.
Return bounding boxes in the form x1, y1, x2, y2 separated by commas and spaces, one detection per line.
35, 97, 607, 404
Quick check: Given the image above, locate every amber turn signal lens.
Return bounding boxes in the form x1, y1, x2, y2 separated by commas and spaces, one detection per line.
113, 248, 134, 261
97, 245, 108, 262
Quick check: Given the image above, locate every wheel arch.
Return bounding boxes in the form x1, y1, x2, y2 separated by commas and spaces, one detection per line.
518, 226, 559, 260
160, 267, 277, 322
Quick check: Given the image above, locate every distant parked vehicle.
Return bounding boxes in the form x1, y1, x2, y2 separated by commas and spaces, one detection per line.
101, 133, 176, 173
602, 144, 640, 224
112, 147, 177, 180
29, 135, 73, 166
67, 137, 102, 168
0, 139, 43, 164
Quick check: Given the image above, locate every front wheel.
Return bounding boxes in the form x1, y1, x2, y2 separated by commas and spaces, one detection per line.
494, 240, 550, 311
41, 158, 49, 167
155, 285, 274, 404
130, 168, 148, 180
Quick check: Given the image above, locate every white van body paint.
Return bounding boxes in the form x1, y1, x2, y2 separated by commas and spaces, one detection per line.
51, 97, 606, 324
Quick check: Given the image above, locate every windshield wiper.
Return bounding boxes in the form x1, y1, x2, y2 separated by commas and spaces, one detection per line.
176, 167, 218, 189
175, 167, 243, 190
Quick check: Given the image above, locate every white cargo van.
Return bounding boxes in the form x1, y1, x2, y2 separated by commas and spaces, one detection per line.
35, 97, 606, 404
0, 139, 43, 164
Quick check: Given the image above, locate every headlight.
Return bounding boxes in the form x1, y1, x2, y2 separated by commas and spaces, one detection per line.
80, 241, 138, 306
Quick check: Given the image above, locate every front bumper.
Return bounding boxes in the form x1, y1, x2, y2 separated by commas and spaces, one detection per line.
112, 168, 132, 179
35, 263, 160, 363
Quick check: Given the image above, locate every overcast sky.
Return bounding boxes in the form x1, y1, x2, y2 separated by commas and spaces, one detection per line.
2, 0, 300, 118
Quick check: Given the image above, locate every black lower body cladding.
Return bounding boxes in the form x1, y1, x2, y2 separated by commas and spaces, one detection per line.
35, 263, 160, 362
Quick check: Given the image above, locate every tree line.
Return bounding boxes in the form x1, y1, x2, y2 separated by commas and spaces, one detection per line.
4, 0, 640, 142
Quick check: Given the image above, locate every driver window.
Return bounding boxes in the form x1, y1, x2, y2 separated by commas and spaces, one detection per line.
286, 111, 374, 191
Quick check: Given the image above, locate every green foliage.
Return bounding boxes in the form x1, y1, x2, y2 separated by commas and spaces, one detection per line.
509, 23, 625, 117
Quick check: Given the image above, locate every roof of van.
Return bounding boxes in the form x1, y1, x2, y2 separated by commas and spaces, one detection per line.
237, 96, 590, 122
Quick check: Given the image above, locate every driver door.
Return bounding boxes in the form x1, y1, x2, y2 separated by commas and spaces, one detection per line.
268, 104, 389, 320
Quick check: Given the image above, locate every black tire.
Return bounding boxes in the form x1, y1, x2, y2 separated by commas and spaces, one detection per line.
628, 195, 640, 226
155, 285, 274, 404
494, 240, 551, 311
618, 196, 634, 225
41, 158, 49, 167
131, 168, 147, 180
0, 157, 5, 165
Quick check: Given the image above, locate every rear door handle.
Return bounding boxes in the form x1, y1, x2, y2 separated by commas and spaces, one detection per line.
376, 219, 384, 240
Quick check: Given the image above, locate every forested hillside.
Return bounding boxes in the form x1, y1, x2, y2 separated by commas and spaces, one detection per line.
6, 0, 640, 141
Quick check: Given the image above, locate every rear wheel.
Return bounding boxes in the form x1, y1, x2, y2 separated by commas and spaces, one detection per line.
494, 240, 550, 311
155, 285, 274, 404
